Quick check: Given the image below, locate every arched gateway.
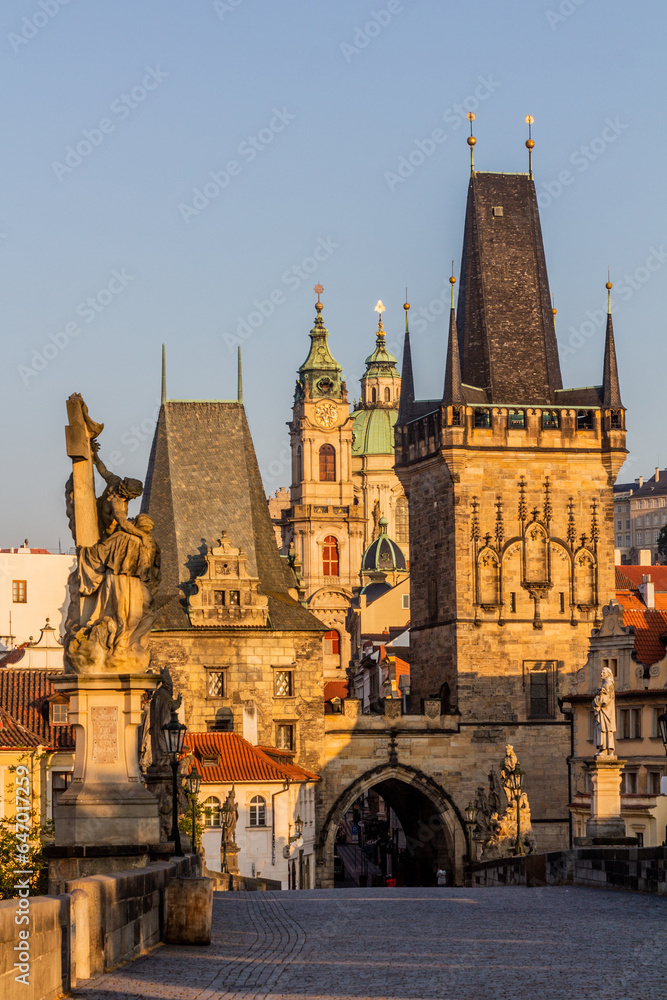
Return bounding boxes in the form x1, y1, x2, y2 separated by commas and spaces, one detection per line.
317, 762, 467, 888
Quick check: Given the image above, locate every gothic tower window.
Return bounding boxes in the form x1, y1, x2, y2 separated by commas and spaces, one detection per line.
323, 535, 339, 577
384, 386, 391, 402
372, 387, 377, 403
319, 444, 336, 482
395, 497, 409, 545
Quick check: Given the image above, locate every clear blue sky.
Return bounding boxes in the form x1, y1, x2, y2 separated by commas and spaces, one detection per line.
1, 0, 665, 547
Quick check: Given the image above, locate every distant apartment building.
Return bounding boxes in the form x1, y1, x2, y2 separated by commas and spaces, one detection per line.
0, 542, 75, 650
614, 469, 667, 565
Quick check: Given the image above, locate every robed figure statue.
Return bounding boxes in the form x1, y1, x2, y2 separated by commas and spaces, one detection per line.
592, 666, 616, 757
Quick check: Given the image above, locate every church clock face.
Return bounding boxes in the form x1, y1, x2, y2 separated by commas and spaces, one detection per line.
315, 402, 338, 428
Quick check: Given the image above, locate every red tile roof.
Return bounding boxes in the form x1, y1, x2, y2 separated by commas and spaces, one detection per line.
614, 598, 667, 666
0, 645, 29, 668
0, 707, 43, 749
0, 669, 74, 750
324, 681, 348, 702
616, 565, 667, 591
183, 731, 319, 783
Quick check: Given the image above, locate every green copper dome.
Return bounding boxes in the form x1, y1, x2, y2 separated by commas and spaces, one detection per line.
361, 518, 407, 574
351, 407, 397, 456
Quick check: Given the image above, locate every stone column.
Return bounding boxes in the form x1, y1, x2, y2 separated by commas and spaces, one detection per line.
585, 756, 626, 840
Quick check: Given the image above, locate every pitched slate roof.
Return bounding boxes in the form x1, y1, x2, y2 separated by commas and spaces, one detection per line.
0, 669, 74, 750
457, 172, 562, 404
142, 401, 323, 633
630, 470, 667, 501
184, 731, 319, 783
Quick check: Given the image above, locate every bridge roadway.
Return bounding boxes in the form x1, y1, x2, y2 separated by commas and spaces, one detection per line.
74, 886, 666, 1000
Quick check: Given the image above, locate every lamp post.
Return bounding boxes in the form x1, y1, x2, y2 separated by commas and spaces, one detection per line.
506, 765, 525, 856
185, 764, 201, 853
162, 709, 187, 857
464, 800, 478, 863
288, 814, 304, 844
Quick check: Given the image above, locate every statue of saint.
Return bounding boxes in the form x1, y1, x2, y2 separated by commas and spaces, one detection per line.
500, 744, 519, 804
141, 666, 183, 773
222, 786, 239, 846
64, 393, 161, 674
593, 666, 616, 757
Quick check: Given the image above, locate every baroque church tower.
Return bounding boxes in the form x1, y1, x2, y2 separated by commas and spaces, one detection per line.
395, 156, 626, 846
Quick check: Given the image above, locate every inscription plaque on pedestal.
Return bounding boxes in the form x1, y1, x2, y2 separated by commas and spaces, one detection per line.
91, 706, 118, 763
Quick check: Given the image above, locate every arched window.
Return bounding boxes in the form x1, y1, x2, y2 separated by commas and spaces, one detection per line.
249, 795, 266, 827
296, 445, 302, 482
203, 796, 221, 827
384, 386, 391, 402
319, 444, 335, 482
324, 629, 340, 655
371, 387, 377, 402
395, 497, 409, 545
323, 536, 339, 577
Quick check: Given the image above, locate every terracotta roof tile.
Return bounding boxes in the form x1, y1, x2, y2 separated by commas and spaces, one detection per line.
616, 565, 667, 591
0, 707, 43, 749
183, 731, 319, 783
615, 596, 667, 665
0, 669, 74, 750
324, 681, 348, 702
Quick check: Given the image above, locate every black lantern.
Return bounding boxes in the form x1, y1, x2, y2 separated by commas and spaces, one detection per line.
162, 710, 187, 856
658, 709, 667, 756
185, 764, 201, 853
295, 814, 304, 838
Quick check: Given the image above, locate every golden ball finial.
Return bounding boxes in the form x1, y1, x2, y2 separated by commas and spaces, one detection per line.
315, 301, 323, 312
449, 275, 456, 285
403, 301, 410, 311
552, 307, 557, 316
467, 135, 476, 147
606, 281, 613, 290
526, 139, 535, 149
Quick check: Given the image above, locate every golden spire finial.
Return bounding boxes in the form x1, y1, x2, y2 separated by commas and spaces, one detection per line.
525, 115, 535, 179
404, 288, 410, 332
314, 283, 324, 312
606, 268, 612, 314
467, 113, 476, 174
450, 260, 456, 309
552, 293, 557, 318
374, 299, 386, 336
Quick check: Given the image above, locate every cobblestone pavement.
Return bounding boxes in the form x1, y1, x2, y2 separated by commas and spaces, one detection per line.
74, 886, 667, 1000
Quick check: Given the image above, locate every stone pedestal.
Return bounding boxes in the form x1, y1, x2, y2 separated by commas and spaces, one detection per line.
223, 843, 240, 875
51, 672, 160, 846
165, 877, 213, 945
585, 755, 626, 840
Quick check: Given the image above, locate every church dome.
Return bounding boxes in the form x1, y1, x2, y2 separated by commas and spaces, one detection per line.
361, 518, 407, 574
351, 407, 397, 457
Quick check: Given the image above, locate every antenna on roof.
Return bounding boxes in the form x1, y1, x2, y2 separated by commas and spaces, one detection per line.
525, 116, 535, 179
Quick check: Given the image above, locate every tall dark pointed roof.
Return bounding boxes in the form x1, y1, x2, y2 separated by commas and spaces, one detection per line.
602, 298, 623, 408
141, 400, 322, 632
457, 172, 562, 404
443, 288, 464, 405
396, 305, 415, 426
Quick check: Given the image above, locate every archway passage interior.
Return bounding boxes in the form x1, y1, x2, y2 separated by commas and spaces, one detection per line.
334, 778, 453, 887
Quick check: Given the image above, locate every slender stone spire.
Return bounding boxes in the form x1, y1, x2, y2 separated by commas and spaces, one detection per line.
397, 297, 414, 426
443, 273, 464, 405
602, 279, 622, 407
161, 344, 166, 404
237, 346, 243, 404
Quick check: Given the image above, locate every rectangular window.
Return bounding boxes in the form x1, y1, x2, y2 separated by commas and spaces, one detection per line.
647, 771, 661, 795
559, 592, 565, 614
654, 531, 659, 544
50, 703, 69, 725
12, 580, 27, 603
625, 534, 630, 547
508, 409, 525, 429
621, 771, 638, 794
576, 410, 593, 430
274, 670, 294, 697
51, 771, 71, 812
229, 591, 240, 606
602, 657, 618, 677
249, 797, 267, 827
428, 579, 438, 621
616, 535, 622, 547
527, 661, 555, 718
619, 707, 642, 740
626, 519, 630, 530
213, 590, 225, 606
401, 594, 410, 610
276, 724, 294, 751
207, 670, 225, 698
542, 410, 559, 429
510, 592, 516, 613
635, 831, 644, 848
473, 408, 491, 428
637, 531, 643, 545
617, 520, 622, 531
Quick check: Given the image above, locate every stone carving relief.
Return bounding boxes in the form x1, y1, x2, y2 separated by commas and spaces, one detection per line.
189, 532, 268, 627
474, 747, 537, 859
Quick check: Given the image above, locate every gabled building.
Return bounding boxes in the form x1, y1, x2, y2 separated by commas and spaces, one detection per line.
141, 377, 325, 774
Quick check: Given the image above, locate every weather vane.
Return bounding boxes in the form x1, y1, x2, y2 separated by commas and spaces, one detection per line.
467, 112, 476, 174
525, 115, 535, 179
374, 299, 385, 335
314, 283, 324, 312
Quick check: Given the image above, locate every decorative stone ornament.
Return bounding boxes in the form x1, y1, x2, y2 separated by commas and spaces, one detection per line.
189, 532, 269, 627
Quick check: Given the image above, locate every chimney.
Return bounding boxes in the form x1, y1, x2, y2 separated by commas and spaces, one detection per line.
639, 574, 655, 609
656, 468, 660, 482
639, 548, 652, 566
635, 476, 644, 487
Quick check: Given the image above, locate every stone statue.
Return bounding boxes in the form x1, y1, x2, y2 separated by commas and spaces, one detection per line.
593, 665, 616, 757
481, 747, 537, 859
141, 666, 183, 773
372, 500, 381, 538
64, 393, 161, 674
500, 744, 519, 803
222, 786, 239, 847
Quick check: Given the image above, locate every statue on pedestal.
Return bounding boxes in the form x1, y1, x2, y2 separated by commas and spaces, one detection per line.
481, 747, 537, 859
593, 666, 616, 757
140, 667, 186, 840
64, 393, 161, 674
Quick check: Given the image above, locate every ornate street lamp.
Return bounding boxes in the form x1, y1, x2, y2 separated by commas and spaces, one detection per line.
506, 765, 525, 856
657, 709, 667, 757
162, 709, 187, 857
185, 764, 201, 853
464, 800, 478, 863
288, 814, 304, 844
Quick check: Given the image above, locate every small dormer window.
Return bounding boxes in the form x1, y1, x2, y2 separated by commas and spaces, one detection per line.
51, 702, 68, 725
202, 755, 219, 767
